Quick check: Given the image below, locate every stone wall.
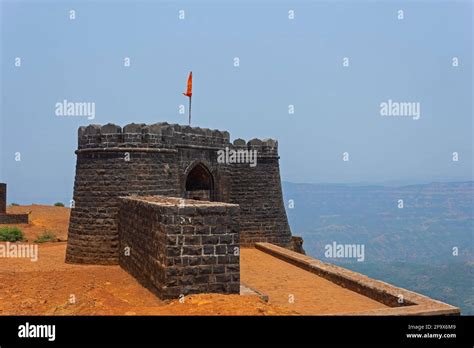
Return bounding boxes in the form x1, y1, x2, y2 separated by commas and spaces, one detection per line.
77, 122, 230, 150
118, 196, 240, 299
228, 139, 292, 247
65, 149, 179, 264
0, 214, 29, 224
0, 183, 29, 224
0, 183, 6, 214
66, 122, 295, 264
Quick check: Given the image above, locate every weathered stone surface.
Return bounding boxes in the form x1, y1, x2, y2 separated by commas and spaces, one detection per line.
0, 183, 29, 224
101, 123, 121, 134
118, 196, 240, 299
0, 213, 29, 224
0, 183, 6, 214
290, 236, 306, 254
233, 138, 246, 146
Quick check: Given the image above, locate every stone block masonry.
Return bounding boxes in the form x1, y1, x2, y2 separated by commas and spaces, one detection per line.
0, 184, 6, 214
0, 214, 29, 224
66, 122, 297, 264
118, 195, 240, 299
0, 183, 29, 224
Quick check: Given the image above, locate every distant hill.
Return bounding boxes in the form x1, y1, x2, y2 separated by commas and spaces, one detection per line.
282, 181, 474, 314
344, 261, 474, 316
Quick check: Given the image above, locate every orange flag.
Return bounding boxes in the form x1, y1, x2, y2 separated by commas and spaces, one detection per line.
183, 71, 192, 97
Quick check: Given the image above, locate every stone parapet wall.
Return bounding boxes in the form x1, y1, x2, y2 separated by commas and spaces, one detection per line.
232, 137, 279, 157
0, 213, 29, 224
118, 196, 240, 299
0, 183, 29, 224
0, 183, 6, 214
229, 157, 293, 248
78, 123, 230, 150
77, 123, 279, 156
255, 242, 461, 315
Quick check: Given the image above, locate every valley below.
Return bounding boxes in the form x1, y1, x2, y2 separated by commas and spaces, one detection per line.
283, 181, 474, 314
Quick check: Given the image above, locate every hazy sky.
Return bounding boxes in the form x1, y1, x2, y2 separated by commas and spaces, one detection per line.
1, 0, 472, 204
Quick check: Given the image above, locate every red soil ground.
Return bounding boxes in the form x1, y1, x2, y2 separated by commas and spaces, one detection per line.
0, 205, 387, 315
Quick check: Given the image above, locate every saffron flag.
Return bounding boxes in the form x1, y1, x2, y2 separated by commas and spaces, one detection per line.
183, 71, 192, 97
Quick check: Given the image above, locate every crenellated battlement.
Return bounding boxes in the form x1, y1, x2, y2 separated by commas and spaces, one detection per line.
232, 138, 278, 156
78, 122, 230, 149
77, 123, 279, 155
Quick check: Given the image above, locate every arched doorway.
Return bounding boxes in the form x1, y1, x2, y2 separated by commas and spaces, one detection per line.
184, 163, 214, 201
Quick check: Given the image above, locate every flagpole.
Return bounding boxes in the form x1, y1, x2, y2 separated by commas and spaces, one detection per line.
188, 95, 192, 126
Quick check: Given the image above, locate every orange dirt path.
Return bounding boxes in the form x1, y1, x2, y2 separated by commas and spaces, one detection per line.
240, 248, 388, 315
0, 243, 296, 316
1, 205, 387, 315
0, 205, 294, 315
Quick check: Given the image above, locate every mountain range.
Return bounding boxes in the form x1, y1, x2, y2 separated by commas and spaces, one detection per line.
282, 181, 473, 314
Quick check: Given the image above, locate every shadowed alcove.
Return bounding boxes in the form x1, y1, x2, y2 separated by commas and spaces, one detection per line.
184, 163, 214, 201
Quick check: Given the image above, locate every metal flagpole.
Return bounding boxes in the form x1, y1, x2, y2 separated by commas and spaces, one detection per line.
189, 95, 192, 126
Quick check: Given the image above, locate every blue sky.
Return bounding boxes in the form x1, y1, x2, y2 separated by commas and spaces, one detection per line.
1, 0, 472, 204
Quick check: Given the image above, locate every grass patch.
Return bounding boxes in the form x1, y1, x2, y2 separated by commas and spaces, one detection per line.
34, 231, 57, 243
0, 227, 25, 242
54, 202, 65, 207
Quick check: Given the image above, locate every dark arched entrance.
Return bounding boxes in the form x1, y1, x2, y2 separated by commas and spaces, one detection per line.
184, 163, 214, 201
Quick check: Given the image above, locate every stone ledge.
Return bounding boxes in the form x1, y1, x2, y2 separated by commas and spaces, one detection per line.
0, 213, 29, 224
255, 242, 460, 316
